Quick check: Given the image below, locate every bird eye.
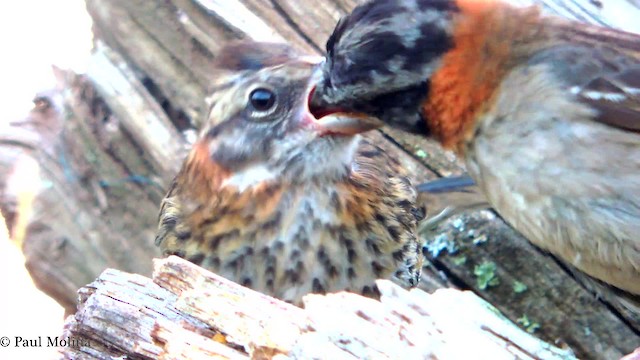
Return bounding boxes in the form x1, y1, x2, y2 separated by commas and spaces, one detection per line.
249, 88, 276, 112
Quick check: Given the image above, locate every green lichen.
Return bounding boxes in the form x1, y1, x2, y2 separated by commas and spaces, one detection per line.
451, 255, 467, 266
512, 281, 528, 294
424, 234, 458, 258
415, 149, 427, 158
473, 261, 499, 290
472, 234, 488, 245
517, 314, 541, 333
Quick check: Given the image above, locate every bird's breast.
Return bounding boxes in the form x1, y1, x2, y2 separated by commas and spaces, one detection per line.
465, 63, 640, 294
181, 181, 407, 304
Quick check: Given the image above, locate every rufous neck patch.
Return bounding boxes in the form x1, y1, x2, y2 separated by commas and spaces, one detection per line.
422, 0, 543, 153
183, 140, 287, 208
184, 140, 232, 197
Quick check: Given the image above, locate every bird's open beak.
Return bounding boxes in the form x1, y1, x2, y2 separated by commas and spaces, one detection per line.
306, 84, 384, 136
313, 110, 384, 136
302, 63, 384, 136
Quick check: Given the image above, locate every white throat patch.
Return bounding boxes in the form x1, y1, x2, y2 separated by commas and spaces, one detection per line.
221, 164, 277, 191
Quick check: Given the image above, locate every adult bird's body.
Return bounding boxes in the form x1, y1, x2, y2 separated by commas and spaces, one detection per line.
311, 0, 640, 295
155, 41, 423, 305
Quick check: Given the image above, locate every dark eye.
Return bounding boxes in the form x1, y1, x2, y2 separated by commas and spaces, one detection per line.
249, 88, 276, 111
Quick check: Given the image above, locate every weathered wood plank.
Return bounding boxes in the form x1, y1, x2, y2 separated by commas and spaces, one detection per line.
0, 1, 637, 358
2, 70, 163, 313
87, 43, 186, 181
60, 256, 577, 360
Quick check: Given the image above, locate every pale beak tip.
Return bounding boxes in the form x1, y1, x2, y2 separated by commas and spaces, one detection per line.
315, 114, 384, 136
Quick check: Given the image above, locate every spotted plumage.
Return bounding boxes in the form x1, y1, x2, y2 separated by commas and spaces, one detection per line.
155, 41, 423, 305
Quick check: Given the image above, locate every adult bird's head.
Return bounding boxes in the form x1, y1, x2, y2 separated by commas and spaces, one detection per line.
310, 0, 460, 136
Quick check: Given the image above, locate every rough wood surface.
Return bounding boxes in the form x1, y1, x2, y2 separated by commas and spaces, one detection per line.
0, 0, 638, 358
61, 256, 577, 360
0, 71, 164, 312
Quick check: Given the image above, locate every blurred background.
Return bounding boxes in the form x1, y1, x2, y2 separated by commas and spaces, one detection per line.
0, 1, 91, 358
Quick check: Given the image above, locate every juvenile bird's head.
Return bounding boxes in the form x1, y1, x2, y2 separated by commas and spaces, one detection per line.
188, 41, 365, 191
310, 0, 460, 135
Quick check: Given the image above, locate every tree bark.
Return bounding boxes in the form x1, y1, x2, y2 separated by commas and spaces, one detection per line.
0, 0, 638, 359
60, 256, 577, 360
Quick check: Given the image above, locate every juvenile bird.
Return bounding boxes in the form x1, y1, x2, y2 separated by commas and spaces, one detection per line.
155, 41, 423, 305
310, 0, 640, 295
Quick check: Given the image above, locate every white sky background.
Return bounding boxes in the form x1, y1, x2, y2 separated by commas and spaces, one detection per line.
0, 0, 93, 123
0, 1, 92, 358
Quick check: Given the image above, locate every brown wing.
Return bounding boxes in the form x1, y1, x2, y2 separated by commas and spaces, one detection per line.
545, 18, 640, 132
547, 18, 640, 55
577, 67, 640, 132
154, 175, 190, 253
349, 139, 424, 287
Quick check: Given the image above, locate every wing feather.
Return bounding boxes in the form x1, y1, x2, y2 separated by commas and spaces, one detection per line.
543, 19, 640, 132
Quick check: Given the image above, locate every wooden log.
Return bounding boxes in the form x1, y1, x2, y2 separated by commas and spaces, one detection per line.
1, 68, 164, 313
60, 256, 577, 360
0, 0, 637, 358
